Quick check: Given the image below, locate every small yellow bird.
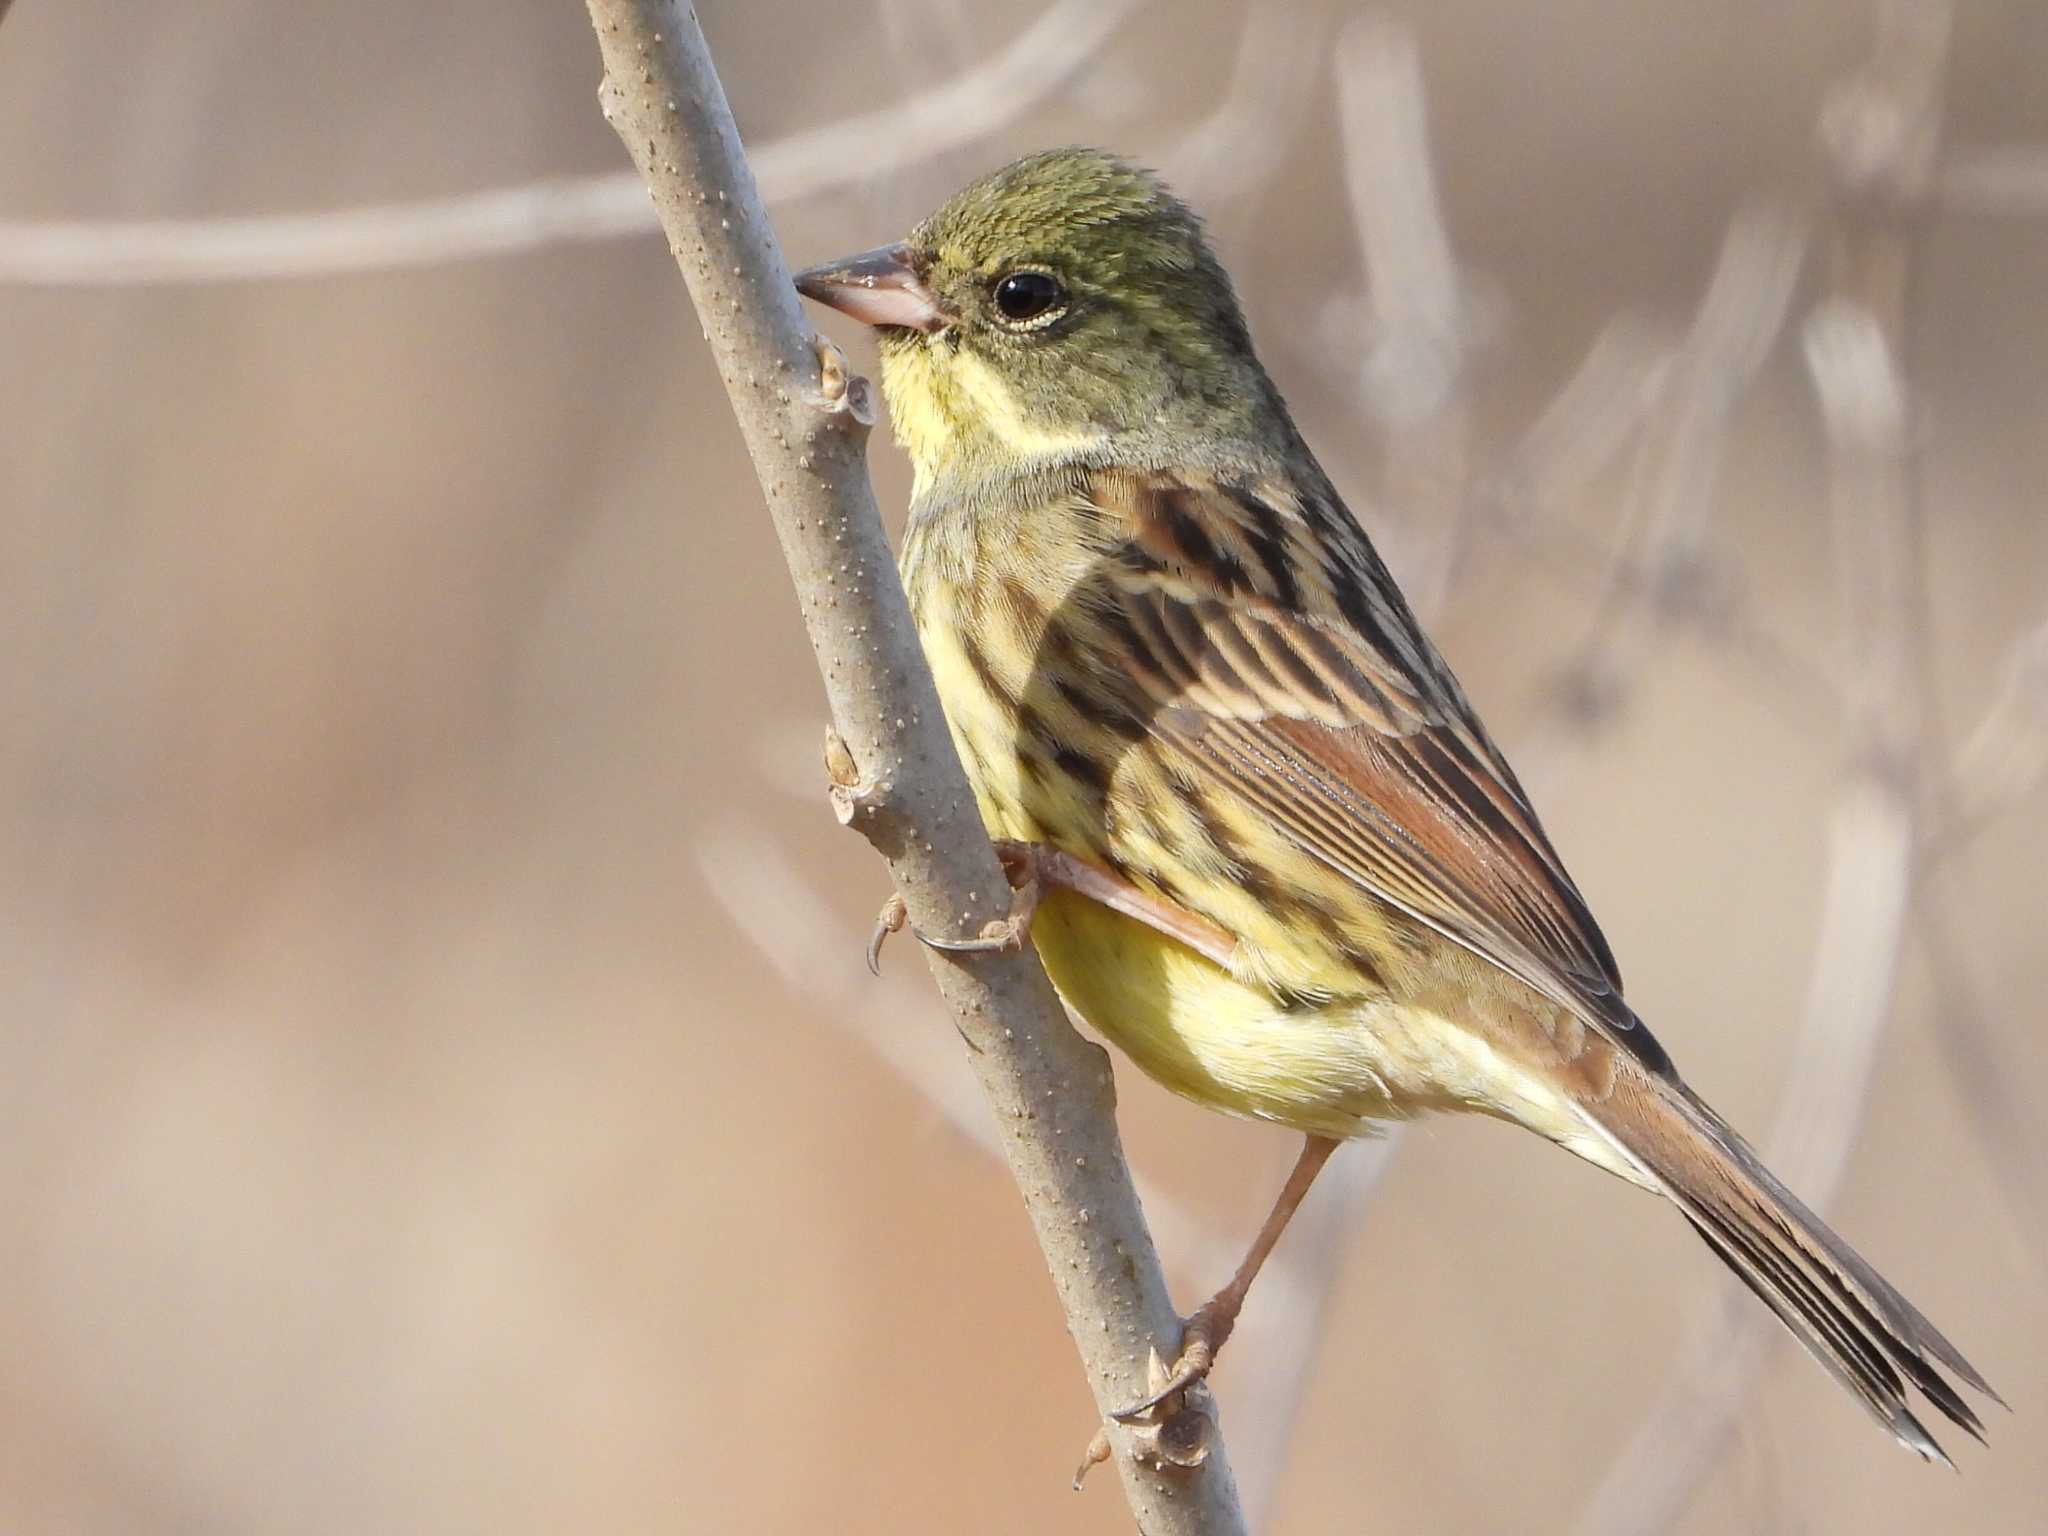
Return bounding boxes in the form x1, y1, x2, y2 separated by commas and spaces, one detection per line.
796, 147, 1995, 1458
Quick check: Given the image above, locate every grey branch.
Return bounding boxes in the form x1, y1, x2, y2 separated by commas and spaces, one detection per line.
693, 806, 1397, 1524
576, 3, 1245, 1529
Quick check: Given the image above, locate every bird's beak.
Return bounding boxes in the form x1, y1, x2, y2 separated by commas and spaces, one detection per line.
793, 242, 947, 334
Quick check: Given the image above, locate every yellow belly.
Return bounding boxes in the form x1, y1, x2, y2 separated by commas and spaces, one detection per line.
1029, 884, 1586, 1141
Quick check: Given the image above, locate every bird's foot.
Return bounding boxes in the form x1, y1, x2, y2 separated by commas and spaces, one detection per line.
1110, 1135, 1335, 1422
1075, 1352, 1218, 1487
914, 839, 1044, 955
865, 840, 1045, 971
1111, 1295, 1241, 1423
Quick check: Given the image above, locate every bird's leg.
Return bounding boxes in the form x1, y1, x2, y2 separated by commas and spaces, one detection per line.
870, 840, 1240, 969
1113, 1134, 1341, 1422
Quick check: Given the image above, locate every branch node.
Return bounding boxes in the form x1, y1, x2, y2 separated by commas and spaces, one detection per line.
1154, 1403, 1216, 1470
1120, 1384, 1216, 1474
823, 723, 859, 786
809, 334, 877, 427
1072, 1427, 1113, 1490
824, 724, 888, 825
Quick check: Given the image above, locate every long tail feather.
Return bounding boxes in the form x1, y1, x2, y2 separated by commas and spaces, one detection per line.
1585, 1074, 1998, 1463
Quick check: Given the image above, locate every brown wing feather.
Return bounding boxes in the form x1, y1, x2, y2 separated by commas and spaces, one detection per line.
1088, 466, 1671, 1076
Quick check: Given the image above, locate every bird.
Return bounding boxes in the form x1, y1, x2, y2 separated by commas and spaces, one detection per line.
793, 147, 1996, 1459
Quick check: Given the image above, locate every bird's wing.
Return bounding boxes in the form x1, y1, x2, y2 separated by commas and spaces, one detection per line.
1083, 466, 1671, 1076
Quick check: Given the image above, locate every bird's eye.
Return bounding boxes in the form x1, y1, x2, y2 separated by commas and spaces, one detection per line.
992, 270, 1066, 325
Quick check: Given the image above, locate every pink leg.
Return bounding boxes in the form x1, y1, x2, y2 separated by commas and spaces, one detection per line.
1114, 1134, 1341, 1421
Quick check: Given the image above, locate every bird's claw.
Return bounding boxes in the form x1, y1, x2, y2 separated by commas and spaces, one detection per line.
866, 894, 907, 976
863, 842, 1045, 972
1110, 1303, 1229, 1423
919, 847, 1043, 954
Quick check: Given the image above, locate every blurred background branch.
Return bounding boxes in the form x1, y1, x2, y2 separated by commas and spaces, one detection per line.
0, 0, 1138, 285
0, 0, 2026, 295
1578, 7, 1959, 1529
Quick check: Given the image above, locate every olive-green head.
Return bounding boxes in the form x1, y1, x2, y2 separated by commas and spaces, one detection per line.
795, 148, 1281, 491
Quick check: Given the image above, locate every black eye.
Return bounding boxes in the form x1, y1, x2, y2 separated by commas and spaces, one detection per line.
992, 270, 1065, 324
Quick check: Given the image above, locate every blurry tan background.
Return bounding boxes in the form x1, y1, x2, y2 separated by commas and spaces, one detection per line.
1, 1, 2042, 1531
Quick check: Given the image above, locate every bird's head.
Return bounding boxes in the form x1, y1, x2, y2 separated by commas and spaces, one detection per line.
795, 148, 1276, 496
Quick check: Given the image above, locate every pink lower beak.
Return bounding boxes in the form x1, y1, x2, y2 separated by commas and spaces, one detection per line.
793, 243, 948, 333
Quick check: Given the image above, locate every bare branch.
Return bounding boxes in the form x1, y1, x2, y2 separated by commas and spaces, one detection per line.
0, 176, 657, 287
0, 0, 1138, 287
576, 4, 1243, 1527
1817, 0, 1952, 209
714, 731, 1407, 1520
1914, 624, 2048, 1259
693, 813, 1398, 1523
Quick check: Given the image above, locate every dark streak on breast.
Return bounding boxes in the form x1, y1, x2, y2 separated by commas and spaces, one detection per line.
1053, 745, 1109, 796
999, 576, 1047, 631
960, 635, 1018, 721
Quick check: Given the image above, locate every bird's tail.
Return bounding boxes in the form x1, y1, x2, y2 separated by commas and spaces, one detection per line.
1581, 1072, 2000, 1464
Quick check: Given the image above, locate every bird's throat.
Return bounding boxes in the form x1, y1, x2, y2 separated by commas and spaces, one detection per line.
880, 335, 1106, 501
